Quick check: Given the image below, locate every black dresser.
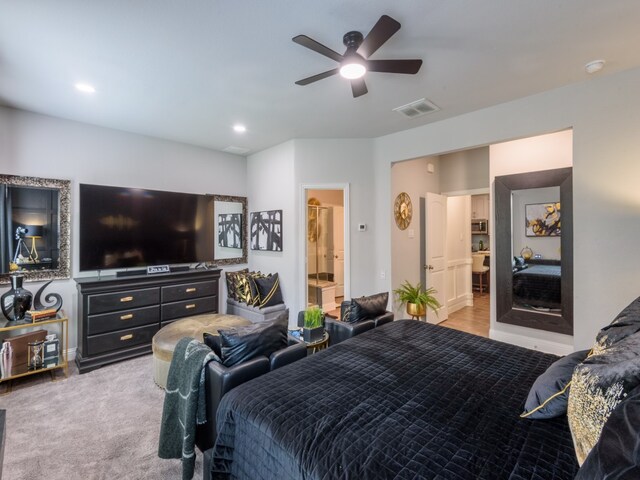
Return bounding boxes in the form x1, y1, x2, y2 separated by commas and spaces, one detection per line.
74, 269, 221, 373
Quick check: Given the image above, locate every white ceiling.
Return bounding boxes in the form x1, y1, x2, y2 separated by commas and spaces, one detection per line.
2, 1, 640, 154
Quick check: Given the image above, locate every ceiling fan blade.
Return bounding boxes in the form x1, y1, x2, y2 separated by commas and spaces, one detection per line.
295, 68, 339, 86
292, 35, 343, 63
357, 15, 401, 58
350, 78, 368, 98
366, 59, 423, 74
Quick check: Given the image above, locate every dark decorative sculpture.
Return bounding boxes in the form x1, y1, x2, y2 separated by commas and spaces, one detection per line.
0, 276, 62, 321
32, 280, 63, 312
1, 275, 33, 321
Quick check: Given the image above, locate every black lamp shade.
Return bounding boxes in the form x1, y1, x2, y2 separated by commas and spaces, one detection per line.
24, 225, 44, 238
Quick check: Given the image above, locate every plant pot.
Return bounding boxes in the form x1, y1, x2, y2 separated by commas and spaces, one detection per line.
406, 302, 426, 318
303, 326, 324, 343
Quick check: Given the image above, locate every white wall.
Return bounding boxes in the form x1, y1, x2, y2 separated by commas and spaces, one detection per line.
294, 139, 377, 304
390, 156, 440, 317
512, 187, 561, 260
374, 66, 640, 352
246, 141, 296, 324
0, 106, 247, 351
446, 196, 473, 313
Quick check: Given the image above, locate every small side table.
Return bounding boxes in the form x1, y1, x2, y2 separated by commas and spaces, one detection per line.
304, 330, 329, 354
0, 313, 69, 395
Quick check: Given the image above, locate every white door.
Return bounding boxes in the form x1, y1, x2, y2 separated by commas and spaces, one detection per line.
332, 206, 345, 297
425, 192, 448, 323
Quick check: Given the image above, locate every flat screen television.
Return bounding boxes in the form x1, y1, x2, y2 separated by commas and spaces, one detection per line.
79, 184, 214, 271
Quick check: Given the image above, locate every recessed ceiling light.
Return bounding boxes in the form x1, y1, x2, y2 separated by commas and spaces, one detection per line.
585, 60, 605, 74
233, 124, 246, 133
74, 83, 96, 94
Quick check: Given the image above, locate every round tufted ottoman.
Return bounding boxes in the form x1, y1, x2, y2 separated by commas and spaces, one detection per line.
151, 313, 251, 388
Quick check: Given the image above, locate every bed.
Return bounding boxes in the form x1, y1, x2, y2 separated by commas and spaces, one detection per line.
512, 261, 562, 310
210, 320, 579, 480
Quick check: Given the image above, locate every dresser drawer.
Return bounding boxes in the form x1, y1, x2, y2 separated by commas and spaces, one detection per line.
162, 280, 218, 303
88, 287, 160, 315
87, 305, 159, 336
86, 324, 159, 357
161, 296, 217, 321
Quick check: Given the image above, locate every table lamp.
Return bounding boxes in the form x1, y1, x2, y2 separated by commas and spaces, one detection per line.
24, 225, 43, 262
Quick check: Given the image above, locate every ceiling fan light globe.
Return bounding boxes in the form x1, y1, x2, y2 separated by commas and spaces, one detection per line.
339, 63, 366, 79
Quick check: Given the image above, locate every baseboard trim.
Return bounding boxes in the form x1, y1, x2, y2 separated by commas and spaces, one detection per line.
67, 347, 77, 361
489, 329, 573, 356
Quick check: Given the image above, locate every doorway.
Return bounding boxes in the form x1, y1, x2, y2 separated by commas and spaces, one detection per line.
390, 149, 490, 337
303, 186, 349, 316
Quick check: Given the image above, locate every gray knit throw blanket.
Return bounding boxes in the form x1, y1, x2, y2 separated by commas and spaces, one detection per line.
158, 337, 218, 480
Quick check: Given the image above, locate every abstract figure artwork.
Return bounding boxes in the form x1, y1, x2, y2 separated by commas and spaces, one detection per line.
218, 213, 242, 249
250, 210, 283, 251
525, 202, 561, 237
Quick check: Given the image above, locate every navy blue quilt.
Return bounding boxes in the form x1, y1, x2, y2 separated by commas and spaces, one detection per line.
211, 320, 578, 480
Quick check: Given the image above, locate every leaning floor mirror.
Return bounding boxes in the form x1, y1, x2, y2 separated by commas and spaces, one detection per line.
0, 174, 71, 284
494, 167, 573, 335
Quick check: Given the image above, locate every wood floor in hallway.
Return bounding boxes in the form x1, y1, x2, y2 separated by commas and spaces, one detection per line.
439, 293, 490, 338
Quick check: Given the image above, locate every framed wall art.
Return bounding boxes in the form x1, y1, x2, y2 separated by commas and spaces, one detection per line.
525, 202, 561, 237
217, 213, 242, 249
250, 210, 283, 251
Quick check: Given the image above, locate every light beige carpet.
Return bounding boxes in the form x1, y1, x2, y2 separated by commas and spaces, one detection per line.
0, 354, 202, 479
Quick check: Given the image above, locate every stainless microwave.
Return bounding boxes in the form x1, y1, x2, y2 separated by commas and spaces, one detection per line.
471, 219, 488, 235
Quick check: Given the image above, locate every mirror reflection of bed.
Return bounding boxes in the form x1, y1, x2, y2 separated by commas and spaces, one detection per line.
511, 186, 562, 315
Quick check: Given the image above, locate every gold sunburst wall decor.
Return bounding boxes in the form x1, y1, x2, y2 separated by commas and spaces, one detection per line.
394, 192, 413, 230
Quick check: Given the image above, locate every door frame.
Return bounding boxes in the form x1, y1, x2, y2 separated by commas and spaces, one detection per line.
299, 183, 351, 311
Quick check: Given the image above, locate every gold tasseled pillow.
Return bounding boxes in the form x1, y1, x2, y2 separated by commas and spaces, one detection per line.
567, 333, 640, 465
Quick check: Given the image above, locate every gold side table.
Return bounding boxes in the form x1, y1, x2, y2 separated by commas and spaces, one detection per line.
0, 312, 69, 395
304, 330, 329, 354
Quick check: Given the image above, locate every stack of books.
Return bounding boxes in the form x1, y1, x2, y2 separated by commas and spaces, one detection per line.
24, 309, 58, 322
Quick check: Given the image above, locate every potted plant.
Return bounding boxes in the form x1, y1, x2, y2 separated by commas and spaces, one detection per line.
303, 306, 325, 342
393, 281, 441, 319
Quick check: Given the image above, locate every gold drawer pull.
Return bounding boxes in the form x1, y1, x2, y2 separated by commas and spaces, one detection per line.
120, 314, 133, 320
185, 288, 197, 293
120, 334, 133, 341
185, 304, 196, 309
120, 296, 134, 303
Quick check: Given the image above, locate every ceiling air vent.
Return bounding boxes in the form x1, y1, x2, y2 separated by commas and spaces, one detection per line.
393, 98, 440, 119
223, 146, 251, 155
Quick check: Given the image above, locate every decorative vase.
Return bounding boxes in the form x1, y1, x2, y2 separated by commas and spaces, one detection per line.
1, 275, 33, 321
406, 302, 426, 318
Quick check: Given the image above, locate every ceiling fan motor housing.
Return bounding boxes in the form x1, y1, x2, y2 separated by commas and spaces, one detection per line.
343, 31, 364, 50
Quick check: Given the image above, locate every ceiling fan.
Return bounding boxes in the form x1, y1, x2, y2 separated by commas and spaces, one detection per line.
292, 15, 422, 98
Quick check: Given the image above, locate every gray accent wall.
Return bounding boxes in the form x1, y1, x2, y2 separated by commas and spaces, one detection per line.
440, 147, 490, 193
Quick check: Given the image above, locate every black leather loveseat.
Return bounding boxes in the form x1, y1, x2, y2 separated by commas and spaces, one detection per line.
325, 296, 394, 346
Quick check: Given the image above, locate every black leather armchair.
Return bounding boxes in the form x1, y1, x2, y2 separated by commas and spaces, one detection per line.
195, 335, 306, 453
325, 300, 394, 346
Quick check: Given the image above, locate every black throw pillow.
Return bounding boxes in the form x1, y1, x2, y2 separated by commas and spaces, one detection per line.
348, 292, 389, 323
254, 273, 283, 309
521, 349, 590, 419
576, 384, 640, 479
594, 296, 640, 351
202, 332, 223, 358
225, 268, 248, 301
218, 312, 288, 367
